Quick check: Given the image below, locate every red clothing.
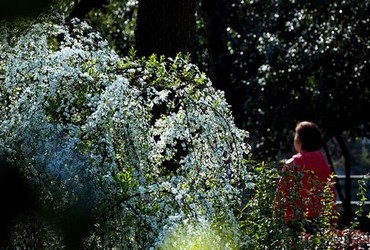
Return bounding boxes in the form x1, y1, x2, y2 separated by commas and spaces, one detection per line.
277, 151, 336, 223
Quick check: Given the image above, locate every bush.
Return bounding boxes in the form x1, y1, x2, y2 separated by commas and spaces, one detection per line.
239, 161, 370, 249
0, 19, 251, 248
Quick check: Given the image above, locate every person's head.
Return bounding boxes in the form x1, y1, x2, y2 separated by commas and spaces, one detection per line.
294, 121, 322, 152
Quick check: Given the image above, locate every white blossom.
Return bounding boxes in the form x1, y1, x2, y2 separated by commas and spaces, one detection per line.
0, 19, 252, 249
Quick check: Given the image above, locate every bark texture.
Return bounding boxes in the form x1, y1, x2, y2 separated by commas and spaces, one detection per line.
135, 0, 196, 58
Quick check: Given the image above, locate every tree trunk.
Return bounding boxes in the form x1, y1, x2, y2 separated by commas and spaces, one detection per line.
200, 0, 244, 127
323, 143, 345, 205
135, 0, 196, 58
336, 134, 353, 226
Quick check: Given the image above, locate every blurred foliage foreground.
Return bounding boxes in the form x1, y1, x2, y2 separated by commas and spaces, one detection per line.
0, 19, 369, 249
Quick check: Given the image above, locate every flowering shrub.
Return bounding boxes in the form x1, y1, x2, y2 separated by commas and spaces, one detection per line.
0, 19, 251, 248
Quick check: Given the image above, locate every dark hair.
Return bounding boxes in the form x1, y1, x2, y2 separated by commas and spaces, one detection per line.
295, 121, 322, 151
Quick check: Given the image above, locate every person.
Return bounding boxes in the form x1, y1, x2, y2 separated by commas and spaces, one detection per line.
275, 121, 337, 230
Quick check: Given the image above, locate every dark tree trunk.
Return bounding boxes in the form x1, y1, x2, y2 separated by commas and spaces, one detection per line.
323, 143, 345, 205
135, 0, 196, 58
200, 0, 244, 127
336, 134, 353, 227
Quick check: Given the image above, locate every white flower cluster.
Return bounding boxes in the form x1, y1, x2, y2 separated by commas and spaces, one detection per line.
0, 19, 251, 248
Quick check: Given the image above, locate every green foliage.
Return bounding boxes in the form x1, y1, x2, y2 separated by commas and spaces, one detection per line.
239, 161, 284, 249
84, 0, 137, 56
351, 174, 370, 229
218, 0, 370, 159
